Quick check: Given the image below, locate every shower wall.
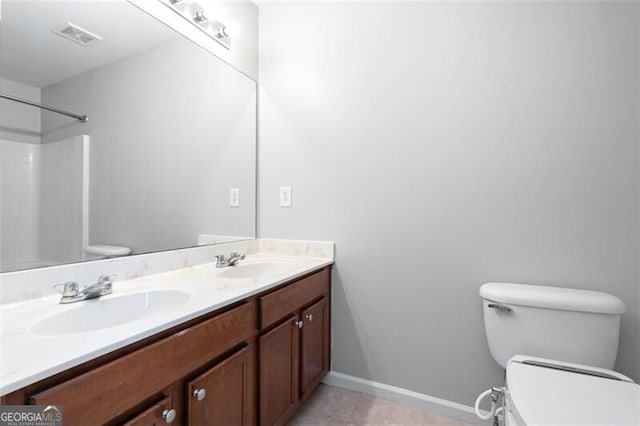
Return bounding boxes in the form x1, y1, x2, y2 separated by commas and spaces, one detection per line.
0, 136, 88, 272
0, 140, 41, 269
39, 136, 88, 265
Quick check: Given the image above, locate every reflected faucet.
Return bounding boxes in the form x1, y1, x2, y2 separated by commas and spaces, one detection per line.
215, 252, 245, 268
54, 275, 114, 304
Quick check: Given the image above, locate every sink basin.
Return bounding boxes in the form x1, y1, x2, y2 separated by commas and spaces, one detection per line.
218, 260, 294, 279
31, 289, 191, 335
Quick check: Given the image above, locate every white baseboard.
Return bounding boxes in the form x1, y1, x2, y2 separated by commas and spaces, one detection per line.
323, 371, 490, 425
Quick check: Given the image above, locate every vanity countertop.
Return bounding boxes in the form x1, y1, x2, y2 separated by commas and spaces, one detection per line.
0, 254, 333, 396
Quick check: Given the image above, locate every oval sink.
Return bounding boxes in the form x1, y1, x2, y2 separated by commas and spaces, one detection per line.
218, 260, 294, 279
31, 289, 191, 335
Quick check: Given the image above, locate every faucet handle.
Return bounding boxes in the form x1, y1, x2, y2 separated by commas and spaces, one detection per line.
97, 275, 115, 288
97, 274, 115, 282
54, 281, 80, 297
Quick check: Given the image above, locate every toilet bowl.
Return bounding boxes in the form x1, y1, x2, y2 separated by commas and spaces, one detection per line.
476, 282, 638, 425
504, 355, 639, 425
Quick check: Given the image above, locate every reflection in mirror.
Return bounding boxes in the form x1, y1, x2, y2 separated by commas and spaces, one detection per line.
0, 0, 257, 273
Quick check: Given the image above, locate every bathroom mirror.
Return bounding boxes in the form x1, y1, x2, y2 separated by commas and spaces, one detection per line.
0, 0, 256, 273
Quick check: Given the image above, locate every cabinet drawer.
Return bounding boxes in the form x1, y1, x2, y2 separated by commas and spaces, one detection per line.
260, 268, 329, 329
30, 301, 256, 426
123, 396, 174, 426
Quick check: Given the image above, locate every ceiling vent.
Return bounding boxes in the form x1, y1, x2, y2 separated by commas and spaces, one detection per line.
53, 23, 102, 47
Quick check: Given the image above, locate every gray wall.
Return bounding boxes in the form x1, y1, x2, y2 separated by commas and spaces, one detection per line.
0, 78, 41, 144
258, 2, 640, 406
42, 38, 256, 255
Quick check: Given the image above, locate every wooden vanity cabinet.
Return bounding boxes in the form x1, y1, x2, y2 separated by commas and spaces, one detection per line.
1, 265, 332, 426
259, 268, 331, 426
16, 301, 257, 426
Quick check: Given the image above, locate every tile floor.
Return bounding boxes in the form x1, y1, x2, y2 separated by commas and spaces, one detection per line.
287, 384, 470, 425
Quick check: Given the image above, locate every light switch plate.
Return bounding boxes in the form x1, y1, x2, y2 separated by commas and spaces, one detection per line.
230, 188, 240, 207
280, 186, 292, 207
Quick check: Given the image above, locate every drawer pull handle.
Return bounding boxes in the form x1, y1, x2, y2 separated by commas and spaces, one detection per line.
305, 314, 314, 321
193, 388, 207, 401
162, 409, 177, 424
294, 320, 304, 329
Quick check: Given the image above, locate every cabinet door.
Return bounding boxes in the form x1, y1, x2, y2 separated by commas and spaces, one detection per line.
259, 317, 300, 426
123, 396, 176, 426
300, 298, 330, 401
187, 345, 255, 426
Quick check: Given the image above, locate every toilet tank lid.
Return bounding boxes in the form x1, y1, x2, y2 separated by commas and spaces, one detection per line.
480, 282, 626, 314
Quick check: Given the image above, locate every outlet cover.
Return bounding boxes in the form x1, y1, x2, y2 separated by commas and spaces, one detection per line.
280, 186, 292, 207
230, 188, 240, 207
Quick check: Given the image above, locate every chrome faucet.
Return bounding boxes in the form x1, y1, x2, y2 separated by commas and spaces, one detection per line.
54, 275, 114, 304
215, 252, 245, 268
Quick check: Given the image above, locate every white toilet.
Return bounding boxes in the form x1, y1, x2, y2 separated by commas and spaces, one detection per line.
85, 244, 132, 259
478, 282, 640, 425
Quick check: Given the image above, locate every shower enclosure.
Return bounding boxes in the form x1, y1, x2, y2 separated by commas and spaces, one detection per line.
0, 134, 89, 272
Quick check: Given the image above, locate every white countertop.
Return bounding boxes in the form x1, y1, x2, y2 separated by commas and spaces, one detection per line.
0, 254, 333, 396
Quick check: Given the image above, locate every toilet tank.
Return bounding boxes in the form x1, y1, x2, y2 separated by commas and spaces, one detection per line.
480, 283, 626, 370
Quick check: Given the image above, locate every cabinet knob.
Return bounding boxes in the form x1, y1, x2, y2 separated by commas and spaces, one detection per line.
193, 388, 207, 401
162, 408, 177, 424
294, 320, 304, 329
305, 313, 314, 321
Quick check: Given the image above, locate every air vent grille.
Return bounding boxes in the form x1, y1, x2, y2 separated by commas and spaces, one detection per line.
53, 23, 102, 47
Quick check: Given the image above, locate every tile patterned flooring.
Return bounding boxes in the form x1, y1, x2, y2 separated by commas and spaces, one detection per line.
287, 384, 469, 426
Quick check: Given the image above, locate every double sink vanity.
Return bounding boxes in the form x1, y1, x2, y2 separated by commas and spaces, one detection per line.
0, 240, 334, 425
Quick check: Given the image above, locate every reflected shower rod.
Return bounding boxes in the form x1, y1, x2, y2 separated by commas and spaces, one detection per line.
0, 93, 88, 122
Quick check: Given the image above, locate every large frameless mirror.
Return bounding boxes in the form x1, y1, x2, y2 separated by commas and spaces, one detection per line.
0, 0, 256, 273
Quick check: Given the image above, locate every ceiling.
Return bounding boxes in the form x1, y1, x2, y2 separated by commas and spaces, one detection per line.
1, 0, 179, 88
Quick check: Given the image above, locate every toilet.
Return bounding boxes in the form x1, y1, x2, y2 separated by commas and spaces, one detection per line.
85, 244, 132, 259
477, 282, 640, 425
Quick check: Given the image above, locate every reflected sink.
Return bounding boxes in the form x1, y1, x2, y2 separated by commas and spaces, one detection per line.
218, 260, 294, 279
31, 290, 191, 335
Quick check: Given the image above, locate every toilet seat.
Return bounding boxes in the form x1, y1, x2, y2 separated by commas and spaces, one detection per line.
505, 355, 640, 425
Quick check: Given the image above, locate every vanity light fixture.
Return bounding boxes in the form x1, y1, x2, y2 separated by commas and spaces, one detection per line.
159, 0, 233, 50
193, 10, 208, 25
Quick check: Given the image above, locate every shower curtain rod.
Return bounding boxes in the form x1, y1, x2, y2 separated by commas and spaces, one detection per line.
0, 93, 88, 122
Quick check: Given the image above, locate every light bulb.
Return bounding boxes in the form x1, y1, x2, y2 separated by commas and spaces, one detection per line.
194, 10, 208, 25
217, 26, 229, 38
218, 22, 239, 38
